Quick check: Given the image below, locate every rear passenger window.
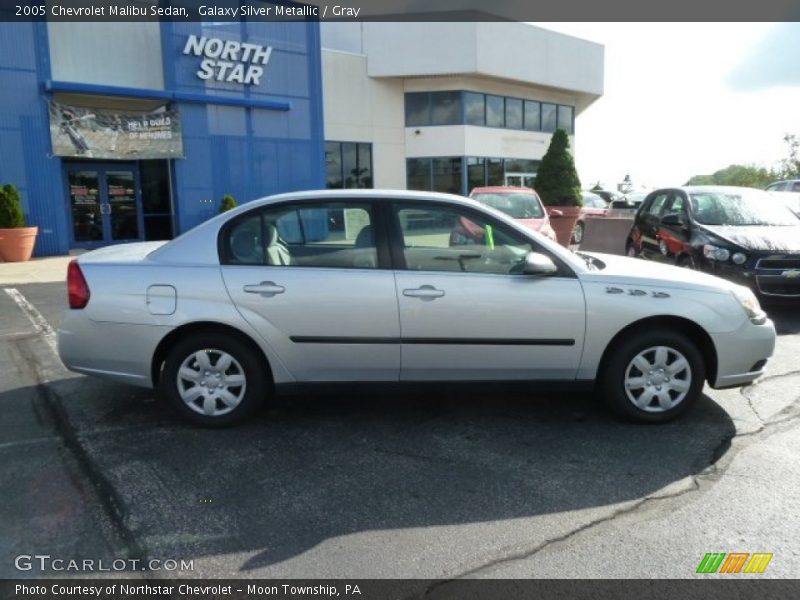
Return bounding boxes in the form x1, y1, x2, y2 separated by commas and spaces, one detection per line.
222, 203, 378, 269
395, 205, 532, 275
792, 182, 800, 193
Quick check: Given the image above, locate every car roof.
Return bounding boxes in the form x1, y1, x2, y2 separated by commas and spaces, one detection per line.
470, 186, 537, 194
656, 185, 769, 195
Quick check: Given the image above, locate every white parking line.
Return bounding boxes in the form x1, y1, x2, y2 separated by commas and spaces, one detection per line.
4, 288, 58, 355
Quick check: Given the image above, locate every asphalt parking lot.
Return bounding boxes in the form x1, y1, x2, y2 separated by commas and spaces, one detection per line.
2, 282, 799, 581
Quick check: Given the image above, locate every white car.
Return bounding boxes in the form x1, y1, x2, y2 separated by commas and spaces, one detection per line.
766, 180, 800, 216
58, 190, 776, 427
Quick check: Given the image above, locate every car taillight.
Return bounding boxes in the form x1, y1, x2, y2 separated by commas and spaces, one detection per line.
67, 260, 90, 309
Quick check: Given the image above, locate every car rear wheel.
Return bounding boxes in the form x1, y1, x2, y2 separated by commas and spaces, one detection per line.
600, 330, 705, 423
572, 222, 585, 244
159, 332, 268, 427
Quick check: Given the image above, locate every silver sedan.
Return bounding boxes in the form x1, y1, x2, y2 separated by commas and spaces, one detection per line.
58, 190, 776, 426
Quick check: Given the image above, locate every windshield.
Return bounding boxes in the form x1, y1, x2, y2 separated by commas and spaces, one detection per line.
690, 190, 800, 226
472, 192, 545, 219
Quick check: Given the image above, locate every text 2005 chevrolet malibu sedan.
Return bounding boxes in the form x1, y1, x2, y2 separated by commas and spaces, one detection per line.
58, 190, 776, 426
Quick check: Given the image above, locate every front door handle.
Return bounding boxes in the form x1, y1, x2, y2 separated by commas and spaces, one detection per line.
243, 281, 285, 297
402, 285, 445, 300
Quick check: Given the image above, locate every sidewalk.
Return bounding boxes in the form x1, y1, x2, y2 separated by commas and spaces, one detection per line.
0, 256, 72, 285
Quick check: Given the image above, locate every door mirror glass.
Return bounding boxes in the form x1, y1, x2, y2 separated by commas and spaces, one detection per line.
523, 252, 558, 275
661, 213, 685, 227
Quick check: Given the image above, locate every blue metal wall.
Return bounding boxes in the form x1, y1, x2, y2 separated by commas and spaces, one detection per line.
0, 23, 70, 256
0, 15, 325, 255
161, 20, 325, 234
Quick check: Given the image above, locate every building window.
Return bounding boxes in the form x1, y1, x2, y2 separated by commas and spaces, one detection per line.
407, 158, 432, 191
405, 93, 430, 127
557, 105, 574, 134
541, 103, 558, 133
431, 91, 462, 125
326, 142, 373, 189
464, 92, 485, 126
467, 157, 486, 191
505, 98, 523, 130
524, 100, 540, 131
404, 91, 575, 137
486, 95, 505, 128
432, 157, 462, 194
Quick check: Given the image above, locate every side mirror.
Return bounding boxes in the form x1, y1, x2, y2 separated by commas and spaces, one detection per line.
661, 213, 686, 227
523, 252, 558, 276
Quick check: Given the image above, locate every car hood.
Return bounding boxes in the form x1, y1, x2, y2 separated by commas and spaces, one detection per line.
516, 217, 548, 231
580, 252, 740, 293
699, 224, 800, 252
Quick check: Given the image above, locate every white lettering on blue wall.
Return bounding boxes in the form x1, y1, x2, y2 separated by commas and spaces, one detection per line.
182, 35, 272, 85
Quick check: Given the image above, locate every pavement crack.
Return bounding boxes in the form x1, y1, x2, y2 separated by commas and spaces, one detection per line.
418, 389, 800, 591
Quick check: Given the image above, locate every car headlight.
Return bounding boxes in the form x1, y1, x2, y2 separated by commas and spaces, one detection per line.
731, 286, 767, 325
703, 244, 730, 261
732, 252, 747, 265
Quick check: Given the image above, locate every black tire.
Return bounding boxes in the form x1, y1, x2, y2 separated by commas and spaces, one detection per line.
572, 222, 585, 244
159, 332, 268, 427
600, 330, 705, 423
677, 254, 697, 270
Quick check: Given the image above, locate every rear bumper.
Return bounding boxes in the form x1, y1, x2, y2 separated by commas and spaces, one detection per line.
57, 310, 170, 389
709, 318, 776, 389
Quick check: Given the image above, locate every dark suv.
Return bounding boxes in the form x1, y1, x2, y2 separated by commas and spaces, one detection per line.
626, 186, 800, 298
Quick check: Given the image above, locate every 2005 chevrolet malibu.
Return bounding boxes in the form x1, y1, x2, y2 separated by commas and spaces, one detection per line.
57, 190, 776, 426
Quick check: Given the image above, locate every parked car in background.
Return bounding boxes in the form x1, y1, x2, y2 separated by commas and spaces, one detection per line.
765, 179, 800, 216
469, 186, 558, 242
627, 186, 800, 297
588, 189, 623, 204
58, 189, 774, 426
607, 192, 646, 218
572, 191, 610, 244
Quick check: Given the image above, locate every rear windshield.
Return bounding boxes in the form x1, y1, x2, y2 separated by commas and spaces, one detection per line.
690, 190, 799, 226
471, 193, 545, 219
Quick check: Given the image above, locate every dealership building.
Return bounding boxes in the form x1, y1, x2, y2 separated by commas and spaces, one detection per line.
0, 16, 603, 256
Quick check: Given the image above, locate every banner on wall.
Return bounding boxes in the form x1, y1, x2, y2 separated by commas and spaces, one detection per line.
49, 101, 184, 160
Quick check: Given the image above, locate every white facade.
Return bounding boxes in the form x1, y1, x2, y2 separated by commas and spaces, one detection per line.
321, 22, 604, 193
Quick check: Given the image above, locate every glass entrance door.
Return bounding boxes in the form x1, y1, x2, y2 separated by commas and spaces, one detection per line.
504, 172, 537, 189
66, 163, 144, 248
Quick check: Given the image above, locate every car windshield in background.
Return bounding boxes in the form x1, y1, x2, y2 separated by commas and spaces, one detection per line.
690, 191, 799, 226
472, 193, 545, 219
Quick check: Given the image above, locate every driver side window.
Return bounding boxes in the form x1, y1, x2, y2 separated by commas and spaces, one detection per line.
394, 204, 533, 275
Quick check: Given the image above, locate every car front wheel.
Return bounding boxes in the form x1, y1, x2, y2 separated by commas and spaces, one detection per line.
600, 330, 705, 423
159, 332, 268, 427
572, 222, 585, 244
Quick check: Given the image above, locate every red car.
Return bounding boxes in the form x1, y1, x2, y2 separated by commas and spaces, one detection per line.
468, 186, 558, 242
572, 191, 609, 244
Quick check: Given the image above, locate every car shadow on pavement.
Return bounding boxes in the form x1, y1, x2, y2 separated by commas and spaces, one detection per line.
763, 298, 800, 334
10, 376, 738, 575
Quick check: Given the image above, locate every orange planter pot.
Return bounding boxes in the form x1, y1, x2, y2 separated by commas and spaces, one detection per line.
0, 226, 38, 262
546, 206, 581, 248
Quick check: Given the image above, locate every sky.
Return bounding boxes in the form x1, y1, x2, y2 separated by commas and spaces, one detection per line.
536, 23, 800, 191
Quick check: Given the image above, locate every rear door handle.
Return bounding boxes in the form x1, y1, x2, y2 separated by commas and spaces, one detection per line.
402, 285, 445, 300
243, 281, 285, 297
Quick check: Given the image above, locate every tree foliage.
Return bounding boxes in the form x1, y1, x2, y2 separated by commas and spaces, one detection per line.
685, 164, 778, 189
219, 194, 238, 213
533, 129, 582, 207
0, 184, 25, 228
781, 133, 800, 179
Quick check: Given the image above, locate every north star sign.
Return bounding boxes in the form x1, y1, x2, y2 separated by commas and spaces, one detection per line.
182, 35, 273, 85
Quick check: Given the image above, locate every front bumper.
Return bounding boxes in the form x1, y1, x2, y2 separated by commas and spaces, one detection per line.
709, 318, 776, 389
706, 255, 800, 298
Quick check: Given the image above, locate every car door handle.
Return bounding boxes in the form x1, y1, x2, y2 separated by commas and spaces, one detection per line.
243, 281, 285, 296
402, 285, 445, 300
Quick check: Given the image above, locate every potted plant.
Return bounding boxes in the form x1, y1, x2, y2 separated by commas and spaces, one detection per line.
533, 129, 583, 247
219, 194, 238, 213
0, 184, 38, 262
